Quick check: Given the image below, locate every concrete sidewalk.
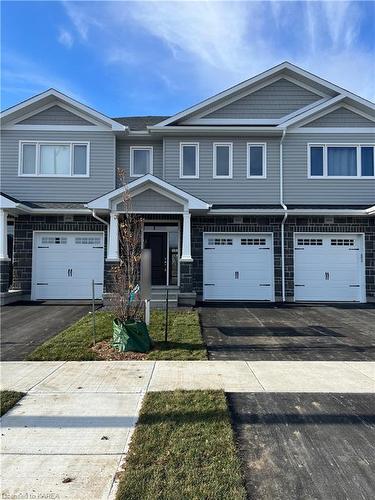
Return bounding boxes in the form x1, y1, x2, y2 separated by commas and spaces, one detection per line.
2, 360, 375, 394
1, 361, 374, 499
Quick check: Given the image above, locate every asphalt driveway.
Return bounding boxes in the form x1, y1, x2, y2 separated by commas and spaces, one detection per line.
200, 303, 375, 361
1, 302, 90, 360
228, 392, 375, 500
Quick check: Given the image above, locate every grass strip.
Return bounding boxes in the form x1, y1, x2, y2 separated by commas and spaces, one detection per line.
1, 390, 25, 416
27, 310, 206, 361
116, 390, 246, 500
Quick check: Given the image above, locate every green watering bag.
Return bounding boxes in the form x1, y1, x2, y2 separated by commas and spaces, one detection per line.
112, 319, 151, 353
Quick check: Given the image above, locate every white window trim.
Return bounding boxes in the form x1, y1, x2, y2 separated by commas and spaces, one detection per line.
308, 143, 375, 179
179, 142, 199, 179
247, 142, 267, 179
213, 142, 233, 179
130, 146, 154, 177
18, 141, 90, 177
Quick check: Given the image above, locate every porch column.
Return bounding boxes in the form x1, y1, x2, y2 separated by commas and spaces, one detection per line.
107, 212, 119, 261
0, 210, 10, 293
0, 210, 9, 260
181, 211, 193, 262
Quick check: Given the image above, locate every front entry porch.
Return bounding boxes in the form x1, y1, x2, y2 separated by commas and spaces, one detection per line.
88, 175, 210, 306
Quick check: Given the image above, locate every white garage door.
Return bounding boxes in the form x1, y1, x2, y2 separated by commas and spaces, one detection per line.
294, 233, 365, 302
203, 233, 274, 301
32, 232, 104, 300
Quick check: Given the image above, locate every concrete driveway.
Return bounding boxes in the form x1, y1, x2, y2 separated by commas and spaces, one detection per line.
228, 392, 375, 500
200, 303, 375, 361
0, 301, 90, 360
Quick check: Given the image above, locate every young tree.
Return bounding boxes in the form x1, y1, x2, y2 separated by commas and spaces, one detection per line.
108, 170, 144, 323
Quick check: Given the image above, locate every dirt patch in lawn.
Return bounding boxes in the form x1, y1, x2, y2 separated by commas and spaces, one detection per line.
91, 340, 147, 361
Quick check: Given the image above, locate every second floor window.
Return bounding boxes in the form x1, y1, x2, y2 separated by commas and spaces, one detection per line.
309, 144, 375, 177
180, 143, 199, 178
247, 143, 266, 178
19, 142, 89, 176
213, 143, 232, 178
130, 146, 153, 177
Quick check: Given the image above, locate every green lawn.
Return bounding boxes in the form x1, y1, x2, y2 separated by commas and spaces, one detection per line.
27, 310, 206, 361
116, 391, 246, 500
1, 391, 25, 416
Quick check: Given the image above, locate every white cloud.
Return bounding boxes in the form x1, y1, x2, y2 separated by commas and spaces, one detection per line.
59, 0, 375, 102
62, 0, 102, 41
58, 28, 74, 48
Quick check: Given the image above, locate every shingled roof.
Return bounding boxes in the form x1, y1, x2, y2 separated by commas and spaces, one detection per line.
112, 116, 170, 130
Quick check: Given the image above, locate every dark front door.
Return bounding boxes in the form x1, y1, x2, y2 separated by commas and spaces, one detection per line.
144, 232, 167, 285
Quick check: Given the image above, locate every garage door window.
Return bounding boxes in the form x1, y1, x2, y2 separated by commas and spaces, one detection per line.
331, 239, 355, 246
241, 238, 266, 245
207, 238, 233, 246
297, 238, 323, 246
41, 236, 67, 245
75, 236, 102, 245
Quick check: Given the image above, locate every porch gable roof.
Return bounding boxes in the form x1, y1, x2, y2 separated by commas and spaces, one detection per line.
86, 174, 211, 211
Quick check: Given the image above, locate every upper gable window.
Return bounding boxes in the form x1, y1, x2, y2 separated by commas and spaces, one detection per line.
213, 143, 232, 178
309, 144, 375, 178
130, 146, 153, 177
19, 142, 89, 176
247, 143, 266, 178
180, 143, 199, 178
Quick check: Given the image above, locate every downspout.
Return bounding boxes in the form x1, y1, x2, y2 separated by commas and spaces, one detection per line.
91, 209, 110, 261
92, 210, 109, 227
280, 129, 288, 302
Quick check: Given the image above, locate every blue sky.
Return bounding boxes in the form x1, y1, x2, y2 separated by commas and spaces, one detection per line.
1, 1, 375, 117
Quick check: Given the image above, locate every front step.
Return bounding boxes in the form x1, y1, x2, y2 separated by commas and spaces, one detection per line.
150, 287, 179, 309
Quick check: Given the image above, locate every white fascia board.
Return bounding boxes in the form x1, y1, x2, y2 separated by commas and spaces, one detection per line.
0, 194, 19, 209
279, 95, 346, 128
0, 89, 126, 131
86, 174, 210, 210
289, 128, 375, 134
365, 205, 375, 215
148, 126, 283, 136
210, 208, 369, 216
182, 118, 282, 125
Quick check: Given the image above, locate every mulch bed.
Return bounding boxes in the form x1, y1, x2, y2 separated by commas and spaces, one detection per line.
91, 340, 148, 360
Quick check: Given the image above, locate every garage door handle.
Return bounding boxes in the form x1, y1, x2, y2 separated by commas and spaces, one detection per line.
67, 268, 73, 277
259, 284, 271, 287
295, 284, 305, 287
204, 283, 215, 286
204, 248, 215, 250
37, 283, 48, 285
349, 285, 360, 287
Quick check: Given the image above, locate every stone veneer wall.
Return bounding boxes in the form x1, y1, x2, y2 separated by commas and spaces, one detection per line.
190, 215, 375, 301
0, 260, 10, 293
12, 214, 106, 294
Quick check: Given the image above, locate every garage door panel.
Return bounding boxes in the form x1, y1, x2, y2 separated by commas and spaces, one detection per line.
294, 233, 364, 302
33, 232, 104, 300
203, 233, 274, 301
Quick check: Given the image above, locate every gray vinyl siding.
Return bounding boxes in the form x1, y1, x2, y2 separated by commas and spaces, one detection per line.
204, 79, 321, 119
18, 105, 94, 125
0, 130, 115, 202
164, 136, 280, 204
303, 107, 375, 127
116, 189, 184, 212
116, 139, 163, 186
283, 133, 375, 204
